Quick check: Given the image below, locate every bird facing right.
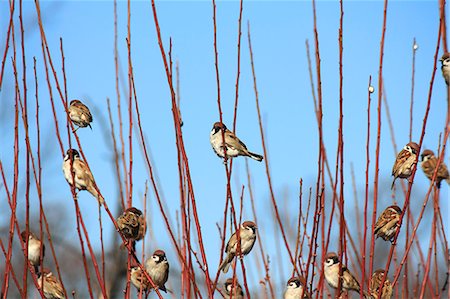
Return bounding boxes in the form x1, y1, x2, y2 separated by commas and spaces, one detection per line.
284, 276, 311, 299
68, 99, 93, 132
21, 231, 45, 274
374, 205, 402, 243
37, 269, 65, 299
420, 149, 450, 188
145, 250, 169, 293
222, 278, 244, 299
323, 252, 369, 298
440, 52, 450, 85
369, 269, 393, 299
210, 122, 263, 162
219, 221, 257, 273
391, 142, 420, 189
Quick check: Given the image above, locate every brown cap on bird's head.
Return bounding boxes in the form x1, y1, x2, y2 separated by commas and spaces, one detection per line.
153, 249, 166, 258
421, 149, 435, 160
212, 122, 227, 132
324, 252, 340, 263
440, 52, 450, 61
242, 221, 257, 231
387, 205, 402, 214
406, 142, 420, 154
373, 269, 387, 276
224, 278, 242, 287
21, 231, 30, 242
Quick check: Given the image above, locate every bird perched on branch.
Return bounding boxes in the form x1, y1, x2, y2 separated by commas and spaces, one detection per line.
68, 99, 93, 132
420, 149, 450, 188
369, 269, 393, 299
37, 269, 65, 299
374, 205, 402, 243
222, 278, 244, 299
391, 142, 419, 189
145, 250, 169, 293
21, 231, 45, 274
210, 122, 263, 162
117, 207, 146, 250
219, 221, 257, 273
324, 252, 370, 298
62, 149, 104, 205
440, 53, 450, 85
284, 276, 311, 299
130, 266, 150, 294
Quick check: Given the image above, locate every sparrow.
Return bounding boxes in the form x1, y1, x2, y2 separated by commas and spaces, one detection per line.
219, 221, 257, 273
145, 250, 169, 293
440, 52, 450, 85
37, 269, 65, 299
369, 269, 393, 299
391, 142, 420, 189
374, 205, 402, 243
68, 99, 93, 132
323, 252, 369, 298
21, 231, 45, 273
284, 276, 311, 299
62, 149, 104, 205
130, 266, 150, 294
421, 149, 450, 188
210, 122, 263, 162
222, 278, 244, 299
117, 207, 147, 245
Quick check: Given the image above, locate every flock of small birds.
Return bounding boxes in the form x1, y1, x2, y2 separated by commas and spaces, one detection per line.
19, 54, 450, 299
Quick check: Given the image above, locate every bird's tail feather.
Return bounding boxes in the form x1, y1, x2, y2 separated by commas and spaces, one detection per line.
248, 151, 263, 162
219, 254, 233, 273
88, 186, 104, 205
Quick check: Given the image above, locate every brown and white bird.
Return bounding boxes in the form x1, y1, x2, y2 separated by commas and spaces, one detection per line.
62, 149, 104, 205
210, 122, 263, 162
145, 250, 169, 293
117, 207, 146, 249
284, 276, 311, 299
421, 149, 450, 188
222, 278, 244, 299
219, 221, 257, 273
440, 53, 450, 85
68, 99, 93, 132
21, 231, 45, 273
391, 142, 420, 189
369, 269, 393, 299
130, 266, 150, 294
374, 205, 402, 243
324, 252, 369, 298
37, 269, 65, 299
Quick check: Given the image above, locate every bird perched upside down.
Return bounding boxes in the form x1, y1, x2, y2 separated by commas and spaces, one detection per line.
391, 142, 419, 189
420, 149, 450, 188
219, 221, 257, 273
210, 122, 263, 162
68, 99, 93, 132
374, 205, 402, 243
62, 149, 104, 205
145, 250, 169, 293
117, 207, 146, 250
284, 276, 311, 299
21, 231, 45, 274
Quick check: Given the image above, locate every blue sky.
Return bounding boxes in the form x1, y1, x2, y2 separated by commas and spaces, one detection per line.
0, 0, 448, 296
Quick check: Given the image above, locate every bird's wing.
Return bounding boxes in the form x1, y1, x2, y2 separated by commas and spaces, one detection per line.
225, 130, 248, 151
392, 149, 410, 176
73, 102, 93, 122
74, 160, 95, 183
225, 230, 238, 253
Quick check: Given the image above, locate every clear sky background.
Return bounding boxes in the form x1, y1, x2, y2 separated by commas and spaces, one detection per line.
0, 0, 448, 297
